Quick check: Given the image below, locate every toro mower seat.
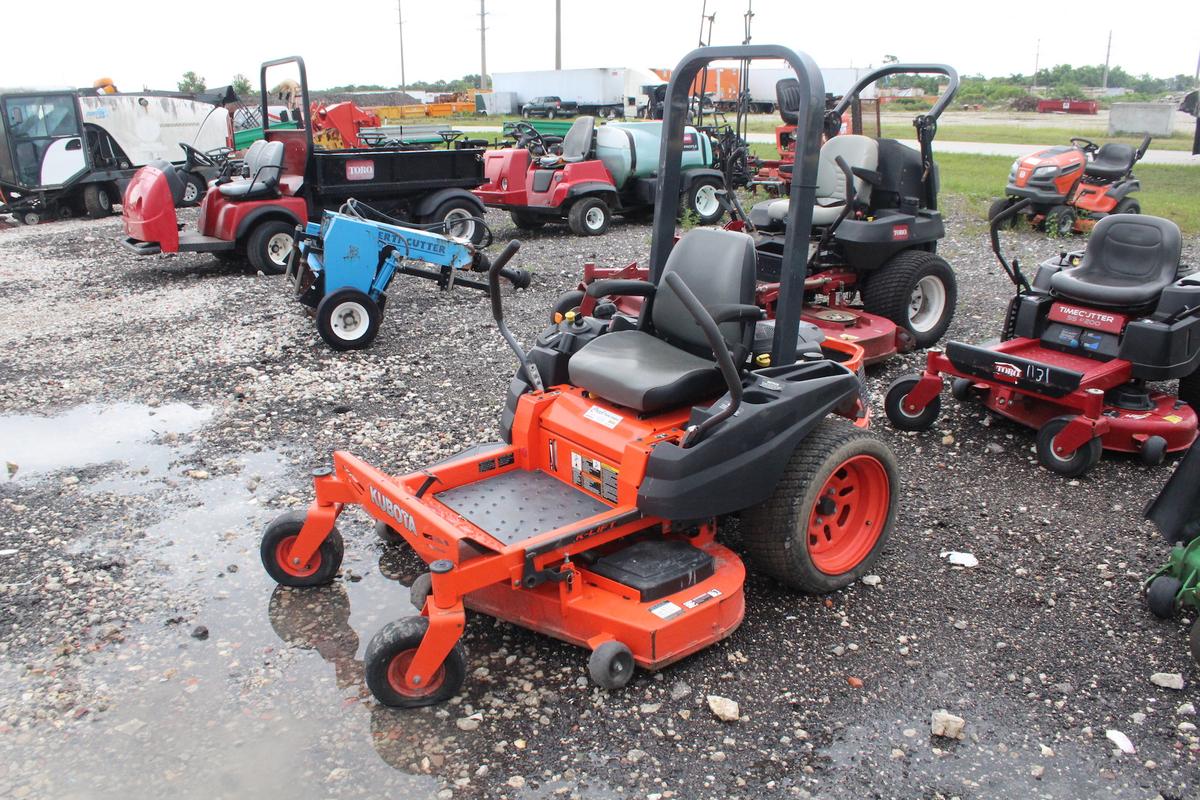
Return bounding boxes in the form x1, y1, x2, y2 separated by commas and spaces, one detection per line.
219, 140, 284, 200
539, 116, 595, 166
1050, 214, 1182, 309
749, 134, 879, 229
1083, 143, 1136, 180
568, 228, 757, 413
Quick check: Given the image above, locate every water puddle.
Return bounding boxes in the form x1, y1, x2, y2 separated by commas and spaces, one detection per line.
0, 402, 211, 481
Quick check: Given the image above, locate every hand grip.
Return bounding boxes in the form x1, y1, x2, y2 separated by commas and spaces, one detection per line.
487, 240, 521, 321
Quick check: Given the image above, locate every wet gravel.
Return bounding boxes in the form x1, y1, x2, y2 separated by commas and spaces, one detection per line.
0, 204, 1198, 799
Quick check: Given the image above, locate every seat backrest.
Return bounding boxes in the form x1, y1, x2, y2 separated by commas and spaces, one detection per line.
776, 79, 801, 126
1089, 142, 1135, 172
815, 135, 878, 204
148, 159, 185, 205
560, 116, 596, 161
652, 228, 757, 353
1077, 214, 1181, 285
252, 141, 285, 186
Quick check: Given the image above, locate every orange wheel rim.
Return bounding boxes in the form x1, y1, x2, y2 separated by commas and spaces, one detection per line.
385, 649, 446, 697
807, 455, 890, 575
275, 534, 321, 578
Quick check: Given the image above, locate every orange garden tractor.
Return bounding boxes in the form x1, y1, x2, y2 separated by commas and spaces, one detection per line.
991, 135, 1152, 236
257, 45, 900, 708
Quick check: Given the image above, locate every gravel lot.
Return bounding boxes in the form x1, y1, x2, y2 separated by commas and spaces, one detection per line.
0, 203, 1198, 799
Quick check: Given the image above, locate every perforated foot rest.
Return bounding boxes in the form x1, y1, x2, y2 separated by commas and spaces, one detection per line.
585, 539, 714, 602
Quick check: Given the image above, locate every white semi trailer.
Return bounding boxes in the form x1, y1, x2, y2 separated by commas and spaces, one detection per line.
491, 68, 665, 118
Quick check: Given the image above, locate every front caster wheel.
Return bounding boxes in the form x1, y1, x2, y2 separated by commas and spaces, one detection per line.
588, 640, 635, 689
260, 510, 344, 587
742, 420, 898, 593
884, 374, 942, 431
1146, 575, 1181, 619
950, 377, 977, 402
409, 572, 433, 611
364, 616, 466, 707
316, 288, 383, 351
1140, 435, 1167, 467
1036, 416, 1102, 477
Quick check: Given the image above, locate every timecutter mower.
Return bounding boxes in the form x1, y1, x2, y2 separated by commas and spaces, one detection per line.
885, 199, 1199, 478
258, 45, 900, 708
287, 199, 530, 351
1143, 438, 1200, 664
991, 135, 1152, 236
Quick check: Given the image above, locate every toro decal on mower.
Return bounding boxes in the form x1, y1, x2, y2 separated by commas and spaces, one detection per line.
946, 341, 1083, 398
1047, 303, 1126, 334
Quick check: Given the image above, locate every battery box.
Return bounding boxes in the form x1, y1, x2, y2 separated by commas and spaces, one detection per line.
585, 539, 715, 602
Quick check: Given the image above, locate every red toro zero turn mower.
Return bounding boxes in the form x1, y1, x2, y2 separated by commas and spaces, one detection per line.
258, 46, 900, 708
991, 135, 1152, 236
122, 57, 487, 273
885, 199, 1199, 477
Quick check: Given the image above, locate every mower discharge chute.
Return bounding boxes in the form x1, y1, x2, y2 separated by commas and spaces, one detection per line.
259, 45, 901, 709
992, 134, 1152, 236
885, 199, 1200, 477
287, 199, 531, 350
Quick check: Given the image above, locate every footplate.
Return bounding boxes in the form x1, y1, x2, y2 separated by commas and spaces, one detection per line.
945, 341, 1082, 398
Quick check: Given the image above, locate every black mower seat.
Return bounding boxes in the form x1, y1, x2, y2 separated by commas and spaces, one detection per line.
1083, 143, 1136, 180
749, 134, 878, 229
219, 140, 284, 200
538, 116, 594, 167
1050, 214, 1181, 309
569, 228, 757, 413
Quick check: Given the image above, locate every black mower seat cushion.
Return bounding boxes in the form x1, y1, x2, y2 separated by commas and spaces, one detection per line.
1084, 143, 1136, 180
219, 140, 284, 200
568, 330, 724, 413
1050, 214, 1182, 309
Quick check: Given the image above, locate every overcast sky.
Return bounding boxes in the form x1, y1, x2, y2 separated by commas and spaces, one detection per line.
5, 0, 1198, 91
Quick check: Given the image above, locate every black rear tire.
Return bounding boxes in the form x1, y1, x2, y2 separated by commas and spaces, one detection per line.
1035, 416, 1102, 477
316, 288, 383, 351
510, 210, 546, 230
1114, 198, 1141, 215
247, 219, 296, 275
884, 374, 942, 431
568, 197, 611, 236
364, 616, 466, 708
861, 250, 957, 349
1146, 575, 1181, 619
83, 184, 113, 219
430, 198, 485, 245
741, 420, 898, 593
987, 198, 1020, 229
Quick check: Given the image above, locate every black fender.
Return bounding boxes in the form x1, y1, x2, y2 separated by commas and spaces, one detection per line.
1107, 179, 1141, 201
413, 188, 485, 219
638, 362, 861, 520
680, 168, 724, 194
565, 182, 618, 203
235, 206, 303, 240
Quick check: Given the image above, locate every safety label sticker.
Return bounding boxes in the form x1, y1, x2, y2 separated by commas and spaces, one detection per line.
649, 601, 683, 620
683, 589, 722, 609
571, 452, 620, 502
583, 406, 623, 429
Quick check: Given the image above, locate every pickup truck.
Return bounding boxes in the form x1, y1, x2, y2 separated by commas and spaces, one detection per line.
520, 96, 578, 119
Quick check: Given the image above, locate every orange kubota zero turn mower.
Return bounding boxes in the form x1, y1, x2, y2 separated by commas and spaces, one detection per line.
258, 45, 901, 708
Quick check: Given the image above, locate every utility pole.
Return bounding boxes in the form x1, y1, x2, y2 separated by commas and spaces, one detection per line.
479, 0, 489, 90
555, 0, 561, 70
1033, 39, 1040, 91
397, 0, 406, 92
1101, 30, 1112, 90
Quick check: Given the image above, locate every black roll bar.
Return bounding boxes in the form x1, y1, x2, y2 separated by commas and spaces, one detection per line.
649, 45, 825, 368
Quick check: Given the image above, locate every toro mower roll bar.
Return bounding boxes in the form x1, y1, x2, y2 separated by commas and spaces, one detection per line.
830, 63, 959, 211
650, 45, 826, 367
989, 198, 1034, 292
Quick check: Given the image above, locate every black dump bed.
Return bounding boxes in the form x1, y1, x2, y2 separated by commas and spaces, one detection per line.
310, 146, 485, 200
